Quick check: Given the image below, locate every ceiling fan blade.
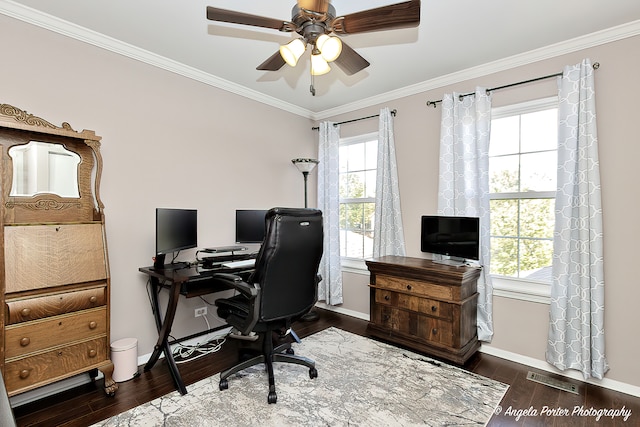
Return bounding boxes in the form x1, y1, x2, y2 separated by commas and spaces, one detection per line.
206, 6, 287, 31
333, 0, 420, 34
256, 51, 286, 71
297, 0, 329, 14
333, 42, 370, 75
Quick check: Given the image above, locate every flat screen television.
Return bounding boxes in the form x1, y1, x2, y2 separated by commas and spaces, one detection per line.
155, 208, 197, 268
235, 209, 268, 243
420, 215, 480, 264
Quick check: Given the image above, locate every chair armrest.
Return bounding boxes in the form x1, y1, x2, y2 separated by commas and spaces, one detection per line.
212, 273, 259, 298
213, 273, 261, 335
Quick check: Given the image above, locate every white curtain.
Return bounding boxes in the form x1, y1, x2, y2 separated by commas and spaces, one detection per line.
373, 108, 406, 257
317, 121, 343, 305
438, 88, 493, 342
546, 59, 608, 380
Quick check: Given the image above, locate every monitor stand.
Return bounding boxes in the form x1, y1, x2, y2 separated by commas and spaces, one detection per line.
432, 256, 466, 267
153, 254, 166, 270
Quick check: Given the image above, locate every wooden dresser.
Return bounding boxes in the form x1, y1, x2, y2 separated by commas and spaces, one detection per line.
0, 104, 116, 397
366, 255, 481, 365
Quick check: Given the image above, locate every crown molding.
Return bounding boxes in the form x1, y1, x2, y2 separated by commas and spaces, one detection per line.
0, 0, 314, 118
2, 1, 639, 121
311, 19, 640, 120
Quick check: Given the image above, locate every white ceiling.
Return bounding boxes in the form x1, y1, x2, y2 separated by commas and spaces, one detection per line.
2, 0, 640, 118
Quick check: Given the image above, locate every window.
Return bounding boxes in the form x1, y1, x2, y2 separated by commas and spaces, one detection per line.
339, 132, 377, 259
489, 98, 558, 284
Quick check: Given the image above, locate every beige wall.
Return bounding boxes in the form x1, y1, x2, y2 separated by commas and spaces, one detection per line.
2, 13, 639, 393
328, 35, 640, 391
0, 15, 317, 356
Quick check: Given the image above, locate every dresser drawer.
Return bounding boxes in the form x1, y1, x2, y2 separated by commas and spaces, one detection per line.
4, 337, 108, 395
371, 304, 454, 347
4, 223, 107, 292
374, 289, 453, 321
5, 286, 107, 324
375, 275, 453, 301
5, 307, 107, 359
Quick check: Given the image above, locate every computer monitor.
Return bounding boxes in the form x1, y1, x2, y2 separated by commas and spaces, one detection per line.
155, 208, 197, 268
235, 209, 268, 244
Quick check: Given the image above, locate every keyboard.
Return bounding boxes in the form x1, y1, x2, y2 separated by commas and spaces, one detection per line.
222, 259, 256, 269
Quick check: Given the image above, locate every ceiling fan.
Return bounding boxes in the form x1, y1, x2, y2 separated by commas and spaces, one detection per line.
206, 0, 421, 78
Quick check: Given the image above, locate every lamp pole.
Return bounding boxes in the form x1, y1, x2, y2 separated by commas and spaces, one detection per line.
291, 158, 319, 208
291, 158, 320, 322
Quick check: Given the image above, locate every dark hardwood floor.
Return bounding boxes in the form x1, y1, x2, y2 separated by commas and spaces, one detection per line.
11, 309, 640, 426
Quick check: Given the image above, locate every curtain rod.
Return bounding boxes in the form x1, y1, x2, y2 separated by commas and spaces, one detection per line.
425, 62, 600, 108
311, 109, 397, 130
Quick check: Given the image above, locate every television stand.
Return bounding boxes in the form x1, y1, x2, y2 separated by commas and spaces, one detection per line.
366, 256, 481, 365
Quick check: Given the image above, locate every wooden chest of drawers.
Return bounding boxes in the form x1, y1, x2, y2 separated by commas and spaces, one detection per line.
366, 256, 481, 365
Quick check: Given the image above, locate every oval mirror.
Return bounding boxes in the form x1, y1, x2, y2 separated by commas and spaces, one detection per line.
9, 141, 81, 198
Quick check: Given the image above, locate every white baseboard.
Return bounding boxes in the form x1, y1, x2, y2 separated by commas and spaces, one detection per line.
480, 344, 640, 398
315, 302, 370, 321
9, 374, 93, 407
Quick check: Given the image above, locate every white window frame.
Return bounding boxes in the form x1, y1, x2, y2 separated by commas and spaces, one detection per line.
339, 132, 378, 274
490, 96, 558, 304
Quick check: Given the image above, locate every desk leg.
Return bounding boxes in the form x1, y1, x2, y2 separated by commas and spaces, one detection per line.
144, 278, 188, 395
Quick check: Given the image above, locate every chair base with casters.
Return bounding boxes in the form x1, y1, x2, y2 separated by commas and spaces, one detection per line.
218, 329, 318, 404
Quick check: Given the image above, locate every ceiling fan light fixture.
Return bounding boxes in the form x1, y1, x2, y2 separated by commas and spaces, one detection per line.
311, 52, 331, 75
316, 34, 342, 62
280, 38, 306, 67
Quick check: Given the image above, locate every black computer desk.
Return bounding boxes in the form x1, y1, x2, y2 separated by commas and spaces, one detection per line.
139, 263, 254, 395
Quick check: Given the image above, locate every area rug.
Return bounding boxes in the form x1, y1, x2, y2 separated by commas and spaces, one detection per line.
93, 327, 508, 426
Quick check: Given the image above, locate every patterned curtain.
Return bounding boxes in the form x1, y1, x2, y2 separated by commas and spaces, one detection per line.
373, 108, 406, 257
438, 88, 493, 342
317, 121, 343, 305
546, 59, 608, 380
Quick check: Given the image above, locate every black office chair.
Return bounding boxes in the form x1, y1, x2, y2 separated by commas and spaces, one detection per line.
214, 207, 323, 404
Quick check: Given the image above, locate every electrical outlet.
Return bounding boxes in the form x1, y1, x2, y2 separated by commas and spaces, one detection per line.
194, 307, 207, 317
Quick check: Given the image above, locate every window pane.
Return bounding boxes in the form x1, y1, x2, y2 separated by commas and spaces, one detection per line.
344, 172, 365, 198
339, 145, 348, 173
365, 140, 377, 169
344, 203, 363, 232
365, 170, 376, 198
520, 151, 557, 192
489, 155, 519, 193
490, 237, 518, 277
489, 116, 520, 156
490, 199, 518, 237
519, 239, 553, 279
520, 199, 554, 238
347, 143, 365, 171
521, 109, 558, 153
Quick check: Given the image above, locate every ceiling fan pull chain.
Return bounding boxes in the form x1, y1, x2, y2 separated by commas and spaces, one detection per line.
310, 57, 316, 96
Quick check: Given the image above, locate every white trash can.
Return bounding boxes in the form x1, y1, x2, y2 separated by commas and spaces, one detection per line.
110, 338, 138, 382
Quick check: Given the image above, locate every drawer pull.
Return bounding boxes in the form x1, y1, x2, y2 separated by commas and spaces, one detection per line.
88, 349, 97, 358
431, 305, 438, 312
89, 321, 98, 329
20, 337, 31, 347
432, 328, 438, 335
19, 370, 30, 379
384, 295, 390, 301
89, 296, 98, 304
406, 284, 412, 291
21, 308, 32, 317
